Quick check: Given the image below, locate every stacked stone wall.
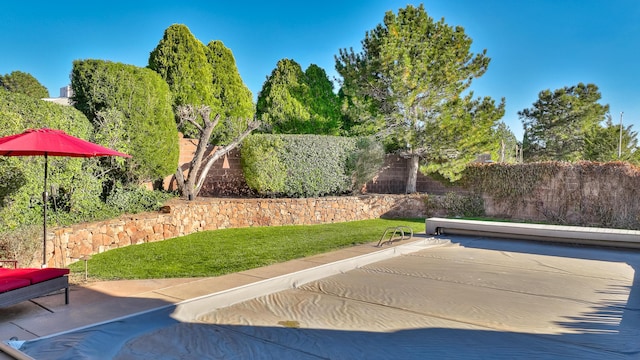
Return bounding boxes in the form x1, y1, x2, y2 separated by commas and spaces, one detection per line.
48, 194, 427, 267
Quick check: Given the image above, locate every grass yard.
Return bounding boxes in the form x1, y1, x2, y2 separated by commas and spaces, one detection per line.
69, 218, 425, 280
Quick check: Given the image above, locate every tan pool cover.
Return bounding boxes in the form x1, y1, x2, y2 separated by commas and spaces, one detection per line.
16, 236, 640, 359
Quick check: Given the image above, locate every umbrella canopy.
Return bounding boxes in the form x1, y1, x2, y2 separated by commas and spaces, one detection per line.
0, 128, 131, 158
0, 128, 131, 267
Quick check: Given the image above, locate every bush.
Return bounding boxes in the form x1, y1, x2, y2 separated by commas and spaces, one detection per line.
0, 89, 107, 231
424, 192, 485, 218
346, 136, 385, 193
0, 225, 41, 266
241, 135, 286, 195
106, 184, 176, 214
242, 134, 357, 197
71, 60, 179, 184
0, 89, 175, 237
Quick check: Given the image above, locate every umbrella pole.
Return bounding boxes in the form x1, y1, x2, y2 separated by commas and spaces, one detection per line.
42, 153, 48, 268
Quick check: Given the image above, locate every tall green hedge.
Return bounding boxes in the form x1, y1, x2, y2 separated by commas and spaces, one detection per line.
71, 59, 179, 183
0, 89, 106, 231
0, 71, 49, 99
242, 134, 359, 197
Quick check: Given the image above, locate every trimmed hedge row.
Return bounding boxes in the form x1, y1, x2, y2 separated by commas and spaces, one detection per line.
242, 134, 373, 197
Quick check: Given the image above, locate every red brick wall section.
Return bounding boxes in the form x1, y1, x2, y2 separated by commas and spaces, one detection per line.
166, 136, 464, 197
163, 134, 252, 197
47, 194, 427, 267
364, 155, 468, 195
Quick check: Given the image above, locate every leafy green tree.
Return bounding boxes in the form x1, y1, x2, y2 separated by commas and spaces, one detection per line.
148, 24, 217, 138
257, 59, 341, 135
421, 94, 505, 180
520, 83, 609, 162
148, 24, 215, 108
257, 59, 311, 133
336, 4, 504, 191
304, 64, 341, 135
584, 113, 640, 163
490, 121, 520, 163
71, 59, 179, 184
205, 40, 255, 143
0, 71, 49, 99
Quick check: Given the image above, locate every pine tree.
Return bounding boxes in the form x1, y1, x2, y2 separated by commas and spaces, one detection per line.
336, 4, 504, 190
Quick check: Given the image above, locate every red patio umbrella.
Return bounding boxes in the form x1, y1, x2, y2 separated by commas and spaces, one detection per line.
0, 128, 131, 267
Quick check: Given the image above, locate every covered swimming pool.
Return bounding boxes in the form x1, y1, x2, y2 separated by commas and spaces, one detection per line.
6, 230, 640, 359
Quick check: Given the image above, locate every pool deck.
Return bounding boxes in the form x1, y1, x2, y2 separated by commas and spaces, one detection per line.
3, 220, 640, 359
0, 234, 442, 359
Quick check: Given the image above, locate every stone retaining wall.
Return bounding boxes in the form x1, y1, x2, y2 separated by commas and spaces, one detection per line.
48, 194, 427, 267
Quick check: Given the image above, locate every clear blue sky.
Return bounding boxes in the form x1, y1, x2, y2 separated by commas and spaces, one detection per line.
3, 0, 639, 140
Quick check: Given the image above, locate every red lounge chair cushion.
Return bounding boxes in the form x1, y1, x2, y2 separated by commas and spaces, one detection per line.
0, 278, 31, 293
0, 268, 70, 284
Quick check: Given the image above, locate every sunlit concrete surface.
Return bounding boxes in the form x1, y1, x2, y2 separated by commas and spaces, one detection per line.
3, 233, 640, 359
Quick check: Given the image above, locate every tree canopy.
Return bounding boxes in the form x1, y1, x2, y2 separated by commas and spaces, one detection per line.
148, 24, 254, 143
489, 121, 520, 163
336, 4, 504, 190
0, 71, 49, 99
205, 40, 255, 143
520, 83, 609, 162
584, 113, 640, 163
71, 59, 179, 184
148, 24, 215, 108
256, 59, 341, 135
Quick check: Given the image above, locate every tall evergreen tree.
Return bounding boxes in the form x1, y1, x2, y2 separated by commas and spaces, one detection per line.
0, 71, 49, 99
336, 4, 504, 190
304, 64, 341, 135
205, 40, 255, 143
257, 59, 311, 134
520, 83, 609, 162
584, 113, 640, 163
257, 59, 341, 135
148, 24, 215, 107
148, 24, 217, 138
149, 24, 254, 144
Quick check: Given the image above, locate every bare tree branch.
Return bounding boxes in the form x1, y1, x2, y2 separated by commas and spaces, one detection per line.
194, 120, 259, 194
174, 105, 258, 200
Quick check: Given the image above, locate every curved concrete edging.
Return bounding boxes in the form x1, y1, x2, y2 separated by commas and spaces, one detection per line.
172, 236, 451, 321
1, 236, 451, 359
426, 217, 640, 249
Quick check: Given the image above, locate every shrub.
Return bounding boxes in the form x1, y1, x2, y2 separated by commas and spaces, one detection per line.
106, 184, 176, 214
241, 135, 286, 195
0, 225, 41, 266
242, 134, 357, 197
71, 59, 179, 184
346, 136, 385, 193
424, 192, 485, 218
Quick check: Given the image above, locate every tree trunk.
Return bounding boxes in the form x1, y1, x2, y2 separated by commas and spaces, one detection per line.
406, 154, 419, 193
174, 105, 259, 200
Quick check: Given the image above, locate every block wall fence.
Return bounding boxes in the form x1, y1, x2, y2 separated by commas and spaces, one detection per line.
162, 134, 466, 197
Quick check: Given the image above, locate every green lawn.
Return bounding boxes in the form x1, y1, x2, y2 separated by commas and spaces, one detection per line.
70, 218, 425, 280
